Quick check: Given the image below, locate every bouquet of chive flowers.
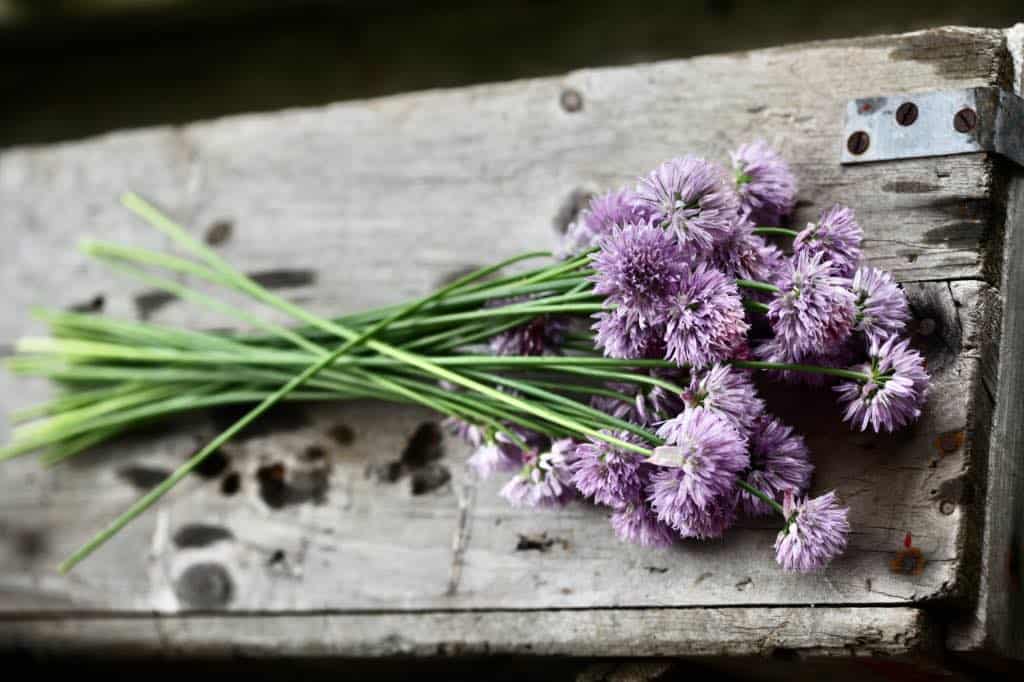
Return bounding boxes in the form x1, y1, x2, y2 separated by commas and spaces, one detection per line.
3, 141, 928, 575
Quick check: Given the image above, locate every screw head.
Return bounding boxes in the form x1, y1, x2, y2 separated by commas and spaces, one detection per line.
940, 500, 956, 515
895, 102, 918, 126
847, 131, 870, 155
954, 107, 978, 133
560, 88, 583, 113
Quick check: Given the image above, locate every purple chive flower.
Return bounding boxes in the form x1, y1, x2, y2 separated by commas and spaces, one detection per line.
774, 491, 850, 572
651, 409, 751, 497
752, 336, 861, 388
712, 220, 786, 286
731, 141, 798, 225
768, 251, 856, 357
591, 222, 687, 326
593, 308, 666, 360
635, 156, 740, 253
443, 417, 486, 448
569, 433, 645, 506
590, 383, 655, 426
664, 263, 749, 368
563, 189, 650, 255
499, 441, 576, 508
647, 371, 689, 421
646, 409, 749, 538
794, 205, 863, 277
739, 415, 813, 517
610, 497, 677, 548
852, 266, 911, 344
835, 336, 929, 433
590, 393, 645, 424
683, 363, 765, 438
489, 314, 568, 356
467, 426, 547, 479
646, 470, 738, 539
589, 375, 687, 426
467, 440, 523, 480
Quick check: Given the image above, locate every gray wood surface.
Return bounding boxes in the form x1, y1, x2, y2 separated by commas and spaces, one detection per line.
0, 25, 1017, 658
947, 24, 1024, 660
0, 607, 931, 658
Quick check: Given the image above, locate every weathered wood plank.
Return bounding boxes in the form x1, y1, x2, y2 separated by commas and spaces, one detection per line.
946, 24, 1024, 660
0, 25, 1012, 655
0, 606, 933, 658
0, 27, 1009, 343
0, 280, 986, 612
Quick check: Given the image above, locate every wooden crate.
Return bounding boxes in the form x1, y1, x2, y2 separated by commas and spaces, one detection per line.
1, 24, 1022, 670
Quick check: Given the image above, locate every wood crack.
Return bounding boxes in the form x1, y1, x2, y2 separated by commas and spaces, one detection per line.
445, 462, 477, 596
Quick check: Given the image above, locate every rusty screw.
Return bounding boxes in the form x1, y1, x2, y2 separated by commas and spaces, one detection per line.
560, 88, 583, 113
954, 107, 978, 133
846, 131, 870, 155
895, 102, 918, 126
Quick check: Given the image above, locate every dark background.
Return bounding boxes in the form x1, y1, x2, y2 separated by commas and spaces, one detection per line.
1, 0, 1022, 149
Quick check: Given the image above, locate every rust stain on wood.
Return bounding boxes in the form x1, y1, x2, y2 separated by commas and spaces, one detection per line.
934, 430, 965, 454
890, 534, 927, 576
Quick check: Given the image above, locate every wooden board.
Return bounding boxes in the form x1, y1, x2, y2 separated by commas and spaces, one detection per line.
946, 24, 1024, 660
0, 607, 931, 658
0, 25, 1017, 659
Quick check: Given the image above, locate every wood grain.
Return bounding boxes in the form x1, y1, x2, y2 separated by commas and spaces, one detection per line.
946, 24, 1024, 660
0, 606, 933, 658
0, 281, 988, 613
0, 25, 1014, 657
0, 28, 1009, 342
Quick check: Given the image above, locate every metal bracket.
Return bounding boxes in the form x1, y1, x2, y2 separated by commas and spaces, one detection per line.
840, 87, 1024, 167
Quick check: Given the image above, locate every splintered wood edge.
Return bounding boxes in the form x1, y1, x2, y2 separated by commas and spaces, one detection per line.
946, 23, 1024, 660
0, 606, 934, 659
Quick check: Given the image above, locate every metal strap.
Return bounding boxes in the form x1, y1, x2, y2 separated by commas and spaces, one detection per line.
840, 87, 1024, 166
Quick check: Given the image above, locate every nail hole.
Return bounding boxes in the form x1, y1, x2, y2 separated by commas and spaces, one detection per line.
204, 220, 234, 246
560, 88, 583, 113
220, 471, 241, 496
